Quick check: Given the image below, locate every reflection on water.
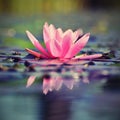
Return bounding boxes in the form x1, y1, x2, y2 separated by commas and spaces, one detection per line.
0, 67, 120, 120
26, 69, 89, 94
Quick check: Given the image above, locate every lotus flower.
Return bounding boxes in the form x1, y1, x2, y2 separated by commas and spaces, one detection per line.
26, 22, 102, 59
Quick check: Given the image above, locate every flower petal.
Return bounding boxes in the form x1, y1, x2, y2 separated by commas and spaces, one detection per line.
54, 40, 62, 56
43, 22, 56, 44
74, 54, 102, 60
56, 28, 63, 42
73, 29, 83, 42
43, 23, 56, 57
26, 30, 49, 57
49, 24, 56, 40
61, 30, 73, 58
49, 38, 62, 57
63, 29, 73, 37
43, 23, 52, 55
25, 48, 47, 58
65, 33, 90, 58
43, 22, 49, 43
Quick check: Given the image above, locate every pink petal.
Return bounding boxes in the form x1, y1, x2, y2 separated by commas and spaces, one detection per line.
63, 29, 73, 37
43, 23, 56, 57
26, 76, 36, 87
49, 24, 56, 40
48, 24, 63, 57
25, 48, 47, 58
61, 30, 73, 58
49, 38, 62, 57
74, 29, 83, 36
73, 29, 83, 42
45, 40, 54, 57
74, 54, 102, 60
43, 22, 50, 43
65, 33, 90, 58
43, 29, 52, 56
54, 40, 62, 56
26, 30, 49, 57
56, 28, 63, 42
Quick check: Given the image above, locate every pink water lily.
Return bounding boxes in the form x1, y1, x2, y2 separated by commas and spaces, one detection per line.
26, 22, 102, 59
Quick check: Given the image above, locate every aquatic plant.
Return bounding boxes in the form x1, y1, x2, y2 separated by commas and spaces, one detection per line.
26, 22, 102, 59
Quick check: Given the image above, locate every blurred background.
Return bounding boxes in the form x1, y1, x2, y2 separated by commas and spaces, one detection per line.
0, 0, 120, 15
0, 0, 120, 48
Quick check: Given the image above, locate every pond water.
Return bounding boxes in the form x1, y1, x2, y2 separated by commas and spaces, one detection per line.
0, 56, 120, 120
0, 11, 120, 120
0, 69, 120, 120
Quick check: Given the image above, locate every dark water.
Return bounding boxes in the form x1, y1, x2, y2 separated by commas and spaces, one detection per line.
0, 66, 120, 120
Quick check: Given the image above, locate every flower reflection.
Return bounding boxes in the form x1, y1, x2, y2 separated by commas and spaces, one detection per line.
26, 70, 89, 94
26, 76, 36, 88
